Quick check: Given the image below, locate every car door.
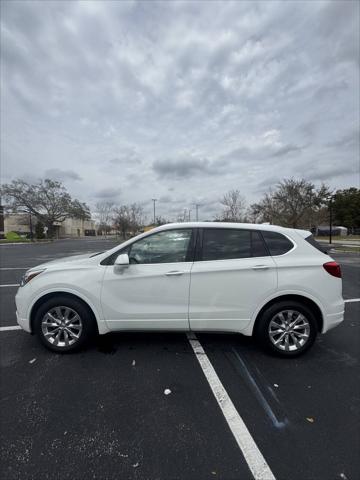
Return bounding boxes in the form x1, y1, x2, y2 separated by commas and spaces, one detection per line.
189, 228, 277, 332
101, 228, 195, 331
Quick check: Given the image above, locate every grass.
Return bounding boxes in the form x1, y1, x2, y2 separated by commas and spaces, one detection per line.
0, 231, 30, 243
331, 245, 360, 254
316, 235, 360, 242
0, 238, 30, 243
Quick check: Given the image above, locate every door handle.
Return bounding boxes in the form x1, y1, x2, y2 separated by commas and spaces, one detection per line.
165, 271, 184, 276
252, 265, 269, 270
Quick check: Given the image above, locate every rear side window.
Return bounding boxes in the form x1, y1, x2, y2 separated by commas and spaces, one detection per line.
305, 234, 328, 254
201, 229, 269, 261
261, 231, 293, 256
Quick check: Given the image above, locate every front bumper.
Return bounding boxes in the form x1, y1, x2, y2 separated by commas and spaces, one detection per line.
15, 288, 32, 333
16, 310, 31, 333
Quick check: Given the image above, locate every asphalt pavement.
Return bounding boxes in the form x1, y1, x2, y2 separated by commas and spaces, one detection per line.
0, 238, 359, 480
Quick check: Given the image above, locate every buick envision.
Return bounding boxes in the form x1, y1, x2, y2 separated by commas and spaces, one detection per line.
15, 223, 344, 357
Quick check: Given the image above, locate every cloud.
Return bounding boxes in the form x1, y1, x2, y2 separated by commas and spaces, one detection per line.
271, 144, 304, 157
327, 130, 360, 149
93, 187, 121, 200
44, 168, 82, 182
153, 157, 219, 179
0, 0, 358, 219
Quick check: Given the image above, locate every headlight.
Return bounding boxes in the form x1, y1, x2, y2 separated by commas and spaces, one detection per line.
20, 269, 46, 287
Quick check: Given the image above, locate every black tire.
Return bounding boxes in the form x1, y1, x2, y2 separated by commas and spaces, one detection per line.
34, 296, 97, 353
255, 300, 318, 357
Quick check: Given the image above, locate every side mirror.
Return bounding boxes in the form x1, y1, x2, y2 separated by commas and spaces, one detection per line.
114, 253, 130, 266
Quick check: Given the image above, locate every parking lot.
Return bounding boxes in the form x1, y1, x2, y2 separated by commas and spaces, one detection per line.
0, 238, 359, 480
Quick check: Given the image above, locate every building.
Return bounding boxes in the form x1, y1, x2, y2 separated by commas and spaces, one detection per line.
315, 225, 348, 236
4, 213, 96, 238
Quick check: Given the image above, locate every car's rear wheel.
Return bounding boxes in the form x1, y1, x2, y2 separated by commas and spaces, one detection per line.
255, 300, 318, 357
34, 296, 96, 352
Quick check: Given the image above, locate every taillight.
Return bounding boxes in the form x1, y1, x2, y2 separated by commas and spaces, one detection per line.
323, 261, 342, 278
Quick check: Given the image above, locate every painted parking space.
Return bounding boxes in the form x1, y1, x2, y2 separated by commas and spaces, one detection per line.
0, 330, 256, 480
197, 301, 360, 480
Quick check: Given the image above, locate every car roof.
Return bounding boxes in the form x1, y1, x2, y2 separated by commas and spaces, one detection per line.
151, 222, 311, 238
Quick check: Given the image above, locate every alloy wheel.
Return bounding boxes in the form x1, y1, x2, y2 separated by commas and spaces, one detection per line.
41, 306, 83, 348
268, 309, 311, 352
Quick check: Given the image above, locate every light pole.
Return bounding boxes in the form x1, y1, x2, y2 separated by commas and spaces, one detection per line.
194, 204, 200, 221
0, 202, 4, 239
329, 195, 333, 245
151, 198, 157, 225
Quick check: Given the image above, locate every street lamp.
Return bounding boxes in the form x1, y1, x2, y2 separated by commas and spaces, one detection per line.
194, 203, 200, 221
151, 198, 157, 225
329, 195, 336, 245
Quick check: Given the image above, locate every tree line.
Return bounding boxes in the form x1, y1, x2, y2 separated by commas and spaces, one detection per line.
1, 177, 359, 239
1, 179, 90, 239
218, 180, 359, 232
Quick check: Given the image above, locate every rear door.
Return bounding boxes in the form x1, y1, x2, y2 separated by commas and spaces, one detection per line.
189, 228, 277, 332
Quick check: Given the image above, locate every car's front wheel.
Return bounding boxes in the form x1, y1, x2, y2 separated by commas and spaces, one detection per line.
255, 301, 318, 357
34, 296, 96, 352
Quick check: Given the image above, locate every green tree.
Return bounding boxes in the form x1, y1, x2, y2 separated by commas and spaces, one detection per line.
250, 178, 331, 228
35, 221, 45, 239
332, 188, 360, 230
1, 179, 91, 238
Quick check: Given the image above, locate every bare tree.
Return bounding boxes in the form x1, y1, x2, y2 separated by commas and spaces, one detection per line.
154, 216, 168, 226
95, 202, 115, 236
113, 203, 144, 239
219, 189, 246, 222
1, 179, 90, 238
250, 178, 331, 228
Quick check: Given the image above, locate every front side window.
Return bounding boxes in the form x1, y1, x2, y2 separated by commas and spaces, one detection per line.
261, 231, 294, 256
129, 229, 192, 264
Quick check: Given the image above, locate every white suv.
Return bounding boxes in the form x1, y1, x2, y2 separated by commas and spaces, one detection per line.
15, 222, 344, 357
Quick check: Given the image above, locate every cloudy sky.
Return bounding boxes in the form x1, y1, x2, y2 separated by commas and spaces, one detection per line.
1, 0, 359, 221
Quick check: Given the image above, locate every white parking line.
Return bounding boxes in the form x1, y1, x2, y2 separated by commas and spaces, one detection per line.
344, 298, 360, 303
0, 284, 20, 288
187, 332, 276, 480
0, 267, 29, 270
0, 326, 21, 331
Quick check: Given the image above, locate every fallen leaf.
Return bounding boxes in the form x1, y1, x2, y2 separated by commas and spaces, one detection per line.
164, 388, 172, 395
273, 383, 279, 388
132, 360, 136, 367
306, 417, 315, 423
132, 462, 139, 468
29, 358, 36, 364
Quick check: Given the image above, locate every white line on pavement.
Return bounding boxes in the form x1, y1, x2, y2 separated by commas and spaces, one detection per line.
0, 284, 20, 288
0, 326, 21, 331
0, 267, 30, 270
187, 332, 276, 480
344, 298, 360, 303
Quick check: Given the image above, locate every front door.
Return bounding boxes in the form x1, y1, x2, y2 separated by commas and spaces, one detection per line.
189, 228, 277, 332
101, 228, 194, 331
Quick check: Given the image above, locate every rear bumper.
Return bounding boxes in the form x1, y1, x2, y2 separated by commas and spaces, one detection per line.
322, 308, 344, 333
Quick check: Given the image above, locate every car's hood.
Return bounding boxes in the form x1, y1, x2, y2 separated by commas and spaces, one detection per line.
29, 252, 99, 271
